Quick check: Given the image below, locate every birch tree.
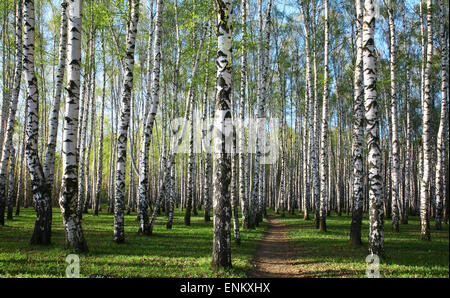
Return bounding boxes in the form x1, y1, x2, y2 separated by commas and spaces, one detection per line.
0, 0, 23, 225
419, 0, 433, 241
95, 29, 106, 216
59, 0, 87, 251
319, 0, 329, 232
350, 0, 364, 245
43, 0, 68, 194
202, 34, 212, 223
167, 0, 179, 228
386, 0, 400, 232
299, 1, 313, 221
363, 0, 384, 257
401, 0, 411, 225
239, 0, 249, 229
15, 102, 28, 216
113, 0, 139, 243
434, 0, 447, 231
137, 0, 162, 235
6, 147, 16, 219
23, 0, 51, 244
211, 0, 232, 270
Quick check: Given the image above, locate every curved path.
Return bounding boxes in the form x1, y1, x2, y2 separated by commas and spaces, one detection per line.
249, 216, 302, 278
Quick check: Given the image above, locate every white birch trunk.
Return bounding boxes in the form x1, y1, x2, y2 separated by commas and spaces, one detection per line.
0, 0, 23, 225
434, 0, 447, 231
350, 0, 364, 245
387, 1, 400, 232
420, 0, 433, 241
114, 0, 140, 242
137, 0, 162, 235
59, 0, 87, 251
23, 0, 54, 245
239, 0, 249, 229
43, 0, 68, 188
211, 0, 232, 269
319, 0, 329, 232
363, 0, 384, 256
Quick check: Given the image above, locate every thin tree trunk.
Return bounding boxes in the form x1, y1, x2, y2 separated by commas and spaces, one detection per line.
402, 1, 411, 224
239, 0, 249, 229
166, 0, 179, 228
78, 60, 91, 218
202, 38, 212, 223
363, 0, 384, 257
23, 0, 52, 245
211, 0, 233, 270
114, 0, 140, 243
318, 0, 329, 232
299, 1, 312, 221
420, 0, 433, 241
6, 147, 16, 219
181, 26, 206, 226
95, 29, 106, 216
43, 0, 67, 191
231, 125, 241, 244
84, 50, 96, 214
386, 0, 400, 232
137, 0, 162, 235
434, 0, 447, 231
59, 0, 87, 251
15, 115, 26, 216
350, 0, 364, 245
0, 0, 23, 225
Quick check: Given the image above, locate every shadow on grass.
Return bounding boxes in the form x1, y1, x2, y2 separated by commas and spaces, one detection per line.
0, 206, 267, 277
276, 211, 449, 277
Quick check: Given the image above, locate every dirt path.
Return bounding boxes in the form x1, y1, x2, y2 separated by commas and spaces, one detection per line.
248, 216, 302, 278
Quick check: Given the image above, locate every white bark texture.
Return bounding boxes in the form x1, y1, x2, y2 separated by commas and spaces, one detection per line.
0, 0, 23, 225
59, 0, 87, 251
350, 0, 364, 245
211, 0, 233, 269
387, 1, 400, 232
319, 0, 329, 232
434, 0, 447, 230
420, 0, 433, 241
239, 0, 249, 229
114, 0, 139, 242
43, 0, 68, 187
363, 0, 384, 256
137, 0, 162, 235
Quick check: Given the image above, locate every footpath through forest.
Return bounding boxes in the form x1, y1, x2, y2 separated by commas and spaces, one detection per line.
249, 216, 302, 277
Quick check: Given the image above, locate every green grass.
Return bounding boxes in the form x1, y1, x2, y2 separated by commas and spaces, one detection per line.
0, 206, 267, 278
2, 206, 448, 278
276, 210, 449, 278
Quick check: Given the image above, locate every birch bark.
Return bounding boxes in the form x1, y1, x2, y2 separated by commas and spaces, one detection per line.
59, 0, 87, 251
114, 0, 139, 242
363, 0, 384, 256
434, 0, 447, 231
319, 0, 329, 232
420, 0, 433, 241
211, 0, 233, 269
350, 0, 364, 245
0, 0, 23, 225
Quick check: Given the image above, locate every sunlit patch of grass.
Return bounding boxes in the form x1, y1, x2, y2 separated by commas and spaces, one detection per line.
0, 205, 267, 278
276, 210, 449, 278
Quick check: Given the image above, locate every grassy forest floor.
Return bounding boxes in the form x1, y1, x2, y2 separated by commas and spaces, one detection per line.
276, 210, 449, 278
0, 206, 267, 277
0, 206, 448, 278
